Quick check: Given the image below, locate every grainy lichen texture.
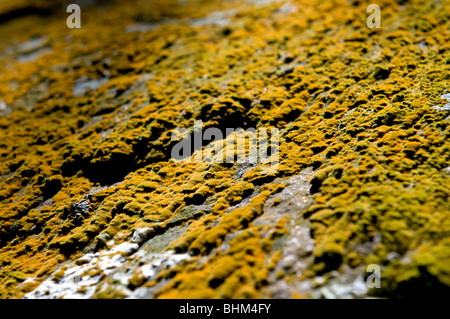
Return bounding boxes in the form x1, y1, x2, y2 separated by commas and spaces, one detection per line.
0, 0, 449, 299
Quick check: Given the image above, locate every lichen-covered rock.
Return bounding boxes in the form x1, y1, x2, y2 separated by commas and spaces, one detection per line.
0, 0, 449, 299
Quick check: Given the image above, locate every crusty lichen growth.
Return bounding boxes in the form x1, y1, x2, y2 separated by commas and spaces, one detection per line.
0, 0, 449, 298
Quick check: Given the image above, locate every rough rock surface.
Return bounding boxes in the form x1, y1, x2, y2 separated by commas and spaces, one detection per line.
0, 0, 449, 299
